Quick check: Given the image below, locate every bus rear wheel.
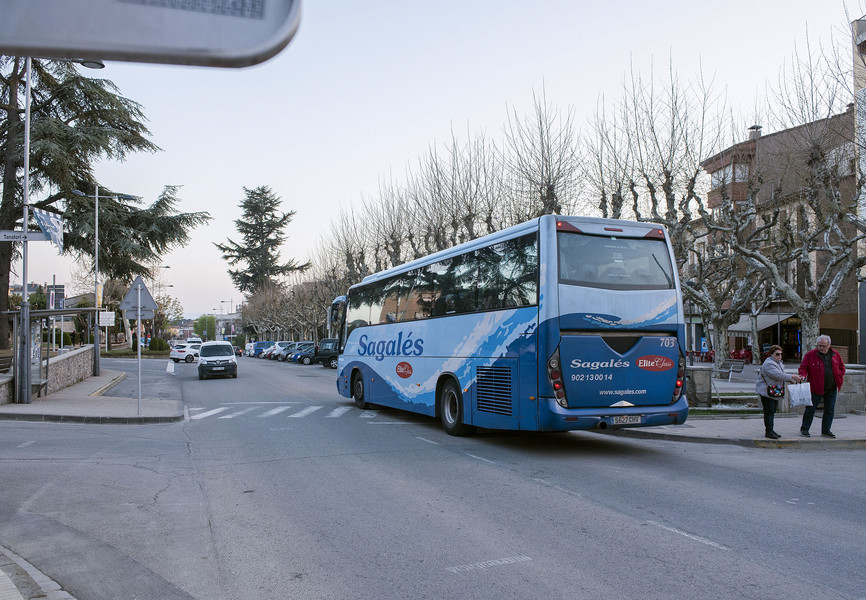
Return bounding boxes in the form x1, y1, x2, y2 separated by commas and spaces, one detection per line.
439, 379, 473, 436
352, 372, 370, 409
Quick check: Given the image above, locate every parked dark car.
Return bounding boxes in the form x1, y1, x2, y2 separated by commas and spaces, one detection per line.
315, 338, 339, 369
288, 343, 315, 363
294, 349, 316, 365
274, 341, 307, 361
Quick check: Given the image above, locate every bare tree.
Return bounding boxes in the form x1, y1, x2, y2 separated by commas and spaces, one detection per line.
585, 97, 634, 219
501, 86, 582, 219
706, 28, 864, 354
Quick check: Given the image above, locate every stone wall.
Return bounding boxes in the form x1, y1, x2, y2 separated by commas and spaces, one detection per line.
0, 346, 93, 404
45, 346, 93, 394
837, 365, 866, 413
0, 375, 10, 405
686, 365, 714, 406
687, 362, 866, 413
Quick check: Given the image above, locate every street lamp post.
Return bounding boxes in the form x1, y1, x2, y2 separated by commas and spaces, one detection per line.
150, 264, 170, 341
73, 187, 138, 367
221, 300, 233, 343
17, 58, 33, 403
72, 187, 102, 376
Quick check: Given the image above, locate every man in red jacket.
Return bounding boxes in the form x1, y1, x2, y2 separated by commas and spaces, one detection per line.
798, 335, 846, 438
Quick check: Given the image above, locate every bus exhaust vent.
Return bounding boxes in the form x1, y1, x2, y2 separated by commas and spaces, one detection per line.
476, 366, 513, 416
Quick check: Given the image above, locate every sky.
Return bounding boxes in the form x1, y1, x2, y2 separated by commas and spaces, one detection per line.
13, 0, 861, 319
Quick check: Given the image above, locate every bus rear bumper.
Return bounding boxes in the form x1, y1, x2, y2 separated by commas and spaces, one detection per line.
538, 396, 689, 432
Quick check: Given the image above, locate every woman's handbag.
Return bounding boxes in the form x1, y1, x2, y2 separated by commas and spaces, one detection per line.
767, 383, 785, 398
788, 382, 813, 407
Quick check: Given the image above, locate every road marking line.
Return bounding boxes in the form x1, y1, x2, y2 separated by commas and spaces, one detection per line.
288, 406, 323, 418
466, 453, 495, 464
259, 406, 294, 417
416, 437, 440, 445
447, 555, 531, 573
221, 402, 300, 405
166, 362, 174, 374
218, 407, 257, 419
190, 407, 230, 420
647, 521, 729, 550
327, 407, 352, 418
359, 411, 379, 418
367, 421, 416, 425
17, 440, 35, 448
533, 478, 584, 498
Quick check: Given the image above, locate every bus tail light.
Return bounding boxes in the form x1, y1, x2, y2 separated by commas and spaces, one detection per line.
671, 355, 686, 404
547, 349, 568, 408
644, 228, 666, 240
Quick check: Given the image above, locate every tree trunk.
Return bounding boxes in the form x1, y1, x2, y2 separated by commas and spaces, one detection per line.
0, 244, 11, 350
799, 312, 821, 359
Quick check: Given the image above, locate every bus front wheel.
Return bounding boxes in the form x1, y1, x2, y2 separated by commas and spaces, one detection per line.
439, 379, 473, 436
352, 372, 370, 409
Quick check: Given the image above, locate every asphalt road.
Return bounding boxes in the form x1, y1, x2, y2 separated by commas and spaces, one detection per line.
0, 356, 864, 600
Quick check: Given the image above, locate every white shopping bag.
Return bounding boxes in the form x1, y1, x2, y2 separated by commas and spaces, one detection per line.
788, 382, 812, 407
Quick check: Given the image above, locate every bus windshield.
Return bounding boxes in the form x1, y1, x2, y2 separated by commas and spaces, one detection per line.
557, 231, 674, 290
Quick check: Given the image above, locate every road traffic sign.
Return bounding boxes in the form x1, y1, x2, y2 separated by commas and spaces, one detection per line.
119, 276, 159, 312
0, 0, 301, 68
1, 230, 49, 242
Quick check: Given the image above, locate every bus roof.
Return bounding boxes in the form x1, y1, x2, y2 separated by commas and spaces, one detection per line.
351, 215, 669, 290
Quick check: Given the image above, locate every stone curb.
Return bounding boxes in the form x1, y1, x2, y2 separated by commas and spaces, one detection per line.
88, 371, 126, 397
0, 544, 76, 600
0, 413, 185, 425
600, 428, 866, 449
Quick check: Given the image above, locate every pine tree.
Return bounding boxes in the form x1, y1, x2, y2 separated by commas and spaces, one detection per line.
215, 186, 309, 294
0, 56, 210, 349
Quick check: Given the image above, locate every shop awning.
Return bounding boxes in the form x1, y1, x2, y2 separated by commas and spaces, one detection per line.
727, 312, 795, 334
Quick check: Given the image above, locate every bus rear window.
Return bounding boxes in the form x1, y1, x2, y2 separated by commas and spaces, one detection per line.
557, 231, 674, 290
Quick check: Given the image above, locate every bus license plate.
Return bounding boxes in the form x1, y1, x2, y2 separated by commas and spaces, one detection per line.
613, 416, 641, 425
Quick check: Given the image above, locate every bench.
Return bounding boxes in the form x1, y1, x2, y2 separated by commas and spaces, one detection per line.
0, 355, 12, 374
713, 359, 746, 382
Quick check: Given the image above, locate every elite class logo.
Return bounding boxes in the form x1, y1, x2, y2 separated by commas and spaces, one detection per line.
396, 362, 413, 378
637, 355, 674, 371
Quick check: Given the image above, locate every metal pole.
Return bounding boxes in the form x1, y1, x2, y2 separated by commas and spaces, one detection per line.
777, 296, 781, 347
93, 186, 100, 376
17, 58, 33, 404
137, 282, 141, 416
686, 301, 694, 366
51, 275, 56, 354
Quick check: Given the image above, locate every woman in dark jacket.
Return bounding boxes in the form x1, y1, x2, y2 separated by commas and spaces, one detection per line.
756, 345, 804, 439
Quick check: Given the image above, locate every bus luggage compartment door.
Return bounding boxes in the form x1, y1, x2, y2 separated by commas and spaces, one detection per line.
559, 333, 679, 408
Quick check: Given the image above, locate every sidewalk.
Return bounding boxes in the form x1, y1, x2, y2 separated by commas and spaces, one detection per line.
0, 369, 184, 424
606, 361, 866, 449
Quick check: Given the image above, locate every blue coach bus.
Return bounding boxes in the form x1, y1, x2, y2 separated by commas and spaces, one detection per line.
329, 215, 688, 435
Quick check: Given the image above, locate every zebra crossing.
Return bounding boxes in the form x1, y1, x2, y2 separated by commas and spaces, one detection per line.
187, 403, 386, 422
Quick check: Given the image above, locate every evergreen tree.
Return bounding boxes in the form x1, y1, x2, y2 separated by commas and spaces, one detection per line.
215, 185, 309, 294
0, 56, 210, 349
